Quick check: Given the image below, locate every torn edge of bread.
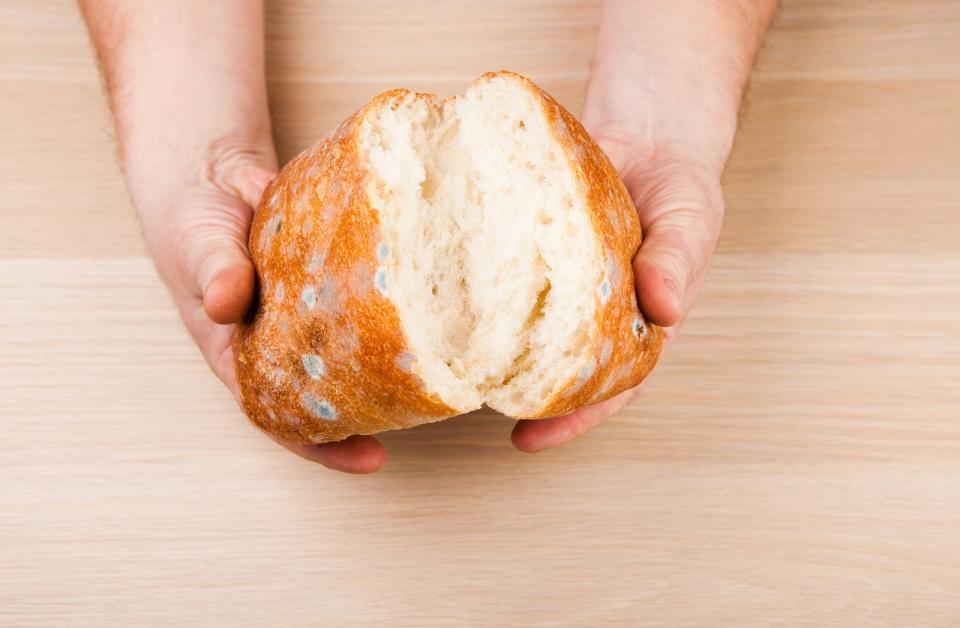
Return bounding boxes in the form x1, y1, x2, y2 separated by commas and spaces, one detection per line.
359, 73, 603, 417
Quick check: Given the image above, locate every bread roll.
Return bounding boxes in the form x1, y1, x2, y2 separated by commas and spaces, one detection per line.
233, 71, 663, 444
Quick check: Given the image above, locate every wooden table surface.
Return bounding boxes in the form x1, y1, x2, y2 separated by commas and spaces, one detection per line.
2, 1, 959, 625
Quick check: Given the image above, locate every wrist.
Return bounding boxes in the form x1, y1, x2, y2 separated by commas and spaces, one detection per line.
81, 1, 276, 214
583, 0, 776, 176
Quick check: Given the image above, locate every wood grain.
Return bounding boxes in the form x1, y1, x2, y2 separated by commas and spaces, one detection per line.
1, 1, 959, 626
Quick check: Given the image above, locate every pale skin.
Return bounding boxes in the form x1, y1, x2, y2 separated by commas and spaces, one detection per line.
80, 0, 777, 473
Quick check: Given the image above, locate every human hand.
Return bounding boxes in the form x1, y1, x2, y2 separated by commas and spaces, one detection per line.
511, 138, 724, 452
135, 143, 388, 473
512, 0, 776, 452
80, 0, 388, 473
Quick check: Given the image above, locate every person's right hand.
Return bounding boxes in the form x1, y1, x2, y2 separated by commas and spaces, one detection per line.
135, 143, 387, 474
79, 1, 387, 473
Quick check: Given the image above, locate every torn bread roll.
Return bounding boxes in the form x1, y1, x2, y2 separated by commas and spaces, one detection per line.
233, 71, 663, 444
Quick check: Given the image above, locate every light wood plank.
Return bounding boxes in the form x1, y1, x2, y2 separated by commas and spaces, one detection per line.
0, 255, 958, 626
2, 0, 960, 625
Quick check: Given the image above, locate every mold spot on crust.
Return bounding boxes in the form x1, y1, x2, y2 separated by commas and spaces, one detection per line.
569, 360, 596, 393
595, 375, 615, 398
301, 354, 326, 379
632, 317, 645, 338
598, 278, 611, 303
258, 214, 283, 252
607, 204, 622, 232
599, 339, 613, 365
578, 362, 595, 382
301, 393, 337, 421
375, 267, 388, 296
301, 286, 317, 311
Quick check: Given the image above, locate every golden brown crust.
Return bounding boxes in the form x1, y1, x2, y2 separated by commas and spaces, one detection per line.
481, 72, 664, 418
233, 72, 662, 443
233, 91, 459, 444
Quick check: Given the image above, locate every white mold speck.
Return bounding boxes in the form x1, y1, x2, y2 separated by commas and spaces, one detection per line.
301, 354, 326, 379
375, 266, 388, 296
599, 339, 613, 365
258, 214, 283, 252
301, 286, 317, 311
598, 279, 611, 303
301, 393, 337, 421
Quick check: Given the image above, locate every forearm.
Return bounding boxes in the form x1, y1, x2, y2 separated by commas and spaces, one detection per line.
79, 0, 275, 208
584, 0, 777, 173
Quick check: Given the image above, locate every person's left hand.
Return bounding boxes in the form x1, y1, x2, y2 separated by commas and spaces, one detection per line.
511, 134, 725, 453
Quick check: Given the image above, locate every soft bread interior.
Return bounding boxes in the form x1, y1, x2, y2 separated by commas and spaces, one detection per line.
360, 75, 602, 416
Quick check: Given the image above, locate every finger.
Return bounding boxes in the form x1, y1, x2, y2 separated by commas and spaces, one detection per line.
633, 204, 722, 328
173, 194, 258, 325
203, 259, 255, 324
511, 386, 640, 453
279, 435, 387, 474
183, 167, 276, 326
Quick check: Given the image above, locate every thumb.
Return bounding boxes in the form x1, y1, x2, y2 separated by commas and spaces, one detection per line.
202, 165, 275, 325
178, 166, 276, 325
628, 164, 724, 328
200, 245, 256, 325
182, 206, 257, 326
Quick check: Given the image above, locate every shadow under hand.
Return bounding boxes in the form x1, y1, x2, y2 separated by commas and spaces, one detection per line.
377, 407, 516, 478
